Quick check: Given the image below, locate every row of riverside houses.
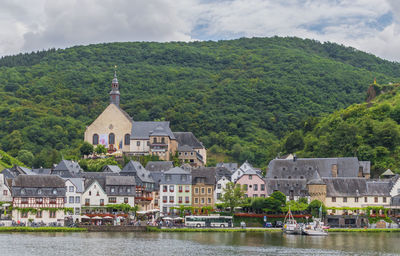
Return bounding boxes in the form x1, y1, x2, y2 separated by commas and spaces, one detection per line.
2, 156, 400, 227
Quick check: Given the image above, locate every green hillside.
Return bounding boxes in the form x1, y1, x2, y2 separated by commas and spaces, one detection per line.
282, 83, 400, 177
0, 37, 399, 168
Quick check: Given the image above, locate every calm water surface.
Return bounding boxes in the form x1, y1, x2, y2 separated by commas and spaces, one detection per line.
1, 231, 399, 255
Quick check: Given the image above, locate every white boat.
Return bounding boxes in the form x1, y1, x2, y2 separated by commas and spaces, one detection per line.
282, 208, 302, 235
302, 218, 328, 236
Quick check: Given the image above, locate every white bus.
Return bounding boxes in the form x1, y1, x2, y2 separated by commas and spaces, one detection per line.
184, 215, 233, 228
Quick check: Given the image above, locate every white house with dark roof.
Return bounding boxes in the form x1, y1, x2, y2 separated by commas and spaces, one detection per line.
231, 161, 257, 182
102, 165, 121, 173
64, 178, 84, 222
215, 167, 232, 204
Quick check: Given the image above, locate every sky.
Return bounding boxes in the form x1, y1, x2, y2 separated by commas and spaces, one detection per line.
1, 0, 400, 61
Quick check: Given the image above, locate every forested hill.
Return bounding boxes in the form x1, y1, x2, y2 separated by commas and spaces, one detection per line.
0, 37, 399, 168
282, 83, 400, 177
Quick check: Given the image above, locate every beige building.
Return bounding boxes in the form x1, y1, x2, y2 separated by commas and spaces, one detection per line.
191, 168, 215, 212
84, 72, 206, 163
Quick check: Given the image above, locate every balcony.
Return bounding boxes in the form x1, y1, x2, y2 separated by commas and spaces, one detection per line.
150, 144, 168, 152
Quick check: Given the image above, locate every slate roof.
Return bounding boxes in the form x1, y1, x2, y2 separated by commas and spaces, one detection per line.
145, 161, 173, 172
121, 161, 154, 183
216, 162, 238, 172
359, 161, 371, 175
366, 180, 391, 196
106, 176, 136, 186
160, 167, 191, 185
322, 178, 391, 197
381, 169, 395, 177
64, 178, 84, 193
32, 168, 52, 175
131, 121, 175, 140
84, 178, 106, 192
12, 175, 65, 188
150, 172, 164, 190
265, 179, 308, 197
267, 157, 367, 180
191, 167, 216, 185
391, 194, 400, 206
215, 167, 232, 181
307, 171, 325, 185
102, 165, 122, 173
173, 132, 203, 149
177, 145, 195, 151
54, 160, 81, 173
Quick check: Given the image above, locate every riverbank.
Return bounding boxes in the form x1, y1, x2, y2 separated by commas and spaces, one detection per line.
328, 228, 400, 232
0, 227, 87, 232
147, 227, 281, 232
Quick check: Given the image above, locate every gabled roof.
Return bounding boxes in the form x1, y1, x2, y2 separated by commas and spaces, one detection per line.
64, 178, 84, 193
161, 167, 191, 185
191, 167, 216, 185
54, 160, 81, 174
215, 167, 232, 180
177, 145, 195, 151
32, 168, 52, 175
84, 178, 106, 193
216, 162, 238, 172
145, 161, 173, 172
12, 175, 65, 188
267, 157, 366, 180
173, 132, 204, 149
121, 161, 154, 183
381, 169, 395, 176
165, 167, 189, 175
131, 121, 175, 140
102, 165, 121, 173
265, 179, 308, 197
307, 171, 325, 185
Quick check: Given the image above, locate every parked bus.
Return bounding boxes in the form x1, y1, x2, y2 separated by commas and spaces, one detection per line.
184, 215, 233, 228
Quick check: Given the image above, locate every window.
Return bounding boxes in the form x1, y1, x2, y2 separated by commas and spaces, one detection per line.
96, 191, 100, 196
261, 194, 265, 198
261, 184, 265, 191
201, 198, 205, 204
111, 187, 115, 193
69, 186, 74, 192
69, 196, 74, 204
217, 193, 221, 199
109, 133, 115, 144
147, 141, 150, 146
207, 198, 211, 204
124, 198, 128, 203
163, 186, 167, 192
181, 175, 187, 181
166, 175, 171, 181
163, 207, 167, 213
169, 185, 174, 192
253, 194, 257, 198
185, 196, 189, 203
124, 134, 130, 145
36, 211, 42, 218
127, 188, 131, 193
93, 134, 99, 145
109, 197, 116, 203
355, 197, 359, 203
75, 208, 80, 215
137, 141, 140, 146
53, 189, 57, 195
217, 184, 221, 189
161, 137, 165, 144
364, 197, 368, 203
178, 196, 183, 203
89, 191, 91, 196
75, 196, 80, 203
179, 186, 183, 192
50, 198, 57, 204
3, 190, 7, 196
185, 186, 190, 192
207, 188, 211, 194
21, 189, 26, 195
169, 196, 174, 203
332, 197, 336, 202
194, 198, 198, 204
383, 197, 387, 203
243, 185, 248, 191
195, 188, 199, 194
374, 197, 378, 203
163, 196, 167, 203
21, 212, 28, 218
50, 211, 56, 218
100, 199, 104, 206
153, 138, 157, 143
254, 184, 258, 191
249, 175, 252, 180
85, 199, 90, 205
155, 199, 158, 206
343, 197, 347, 203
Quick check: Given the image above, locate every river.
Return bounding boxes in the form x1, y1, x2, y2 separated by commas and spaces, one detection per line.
1, 232, 399, 255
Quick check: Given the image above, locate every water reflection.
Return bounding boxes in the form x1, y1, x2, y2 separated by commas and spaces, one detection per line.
1, 232, 399, 256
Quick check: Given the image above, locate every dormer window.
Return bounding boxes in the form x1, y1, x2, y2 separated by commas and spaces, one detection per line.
53, 189, 57, 195
21, 189, 26, 195
288, 176, 291, 179
282, 167, 286, 171
37, 189, 42, 195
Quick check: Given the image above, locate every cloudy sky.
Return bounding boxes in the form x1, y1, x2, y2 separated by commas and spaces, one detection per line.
1, 0, 400, 61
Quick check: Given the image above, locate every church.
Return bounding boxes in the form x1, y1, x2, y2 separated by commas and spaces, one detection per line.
84, 71, 207, 166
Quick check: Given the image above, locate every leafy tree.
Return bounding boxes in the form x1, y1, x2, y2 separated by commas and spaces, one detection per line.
94, 145, 107, 155
283, 130, 304, 153
270, 191, 286, 206
17, 150, 35, 167
80, 142, 94, 157
221, 182, 246, 212
263, 197, 282, 213
307, 200, 327, 217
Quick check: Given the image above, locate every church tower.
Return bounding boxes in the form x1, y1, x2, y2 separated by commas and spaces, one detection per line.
110, 69, 120, 106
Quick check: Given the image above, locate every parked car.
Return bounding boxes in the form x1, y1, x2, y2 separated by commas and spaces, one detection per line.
275, 221, 283, 228
265, 222, 273, 228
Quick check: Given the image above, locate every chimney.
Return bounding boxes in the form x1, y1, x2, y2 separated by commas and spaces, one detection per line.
293, 154, 297, 162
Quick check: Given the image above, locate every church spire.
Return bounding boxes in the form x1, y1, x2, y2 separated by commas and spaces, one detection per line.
110, 65, 120, 106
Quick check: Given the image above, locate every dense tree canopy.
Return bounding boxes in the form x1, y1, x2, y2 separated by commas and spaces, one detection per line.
0, 37, 399, 168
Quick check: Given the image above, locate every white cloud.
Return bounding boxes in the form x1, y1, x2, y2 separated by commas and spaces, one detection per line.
0, 0, 400, 61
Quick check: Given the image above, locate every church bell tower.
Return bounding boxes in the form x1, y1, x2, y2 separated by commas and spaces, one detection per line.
110, 68, 120, 106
